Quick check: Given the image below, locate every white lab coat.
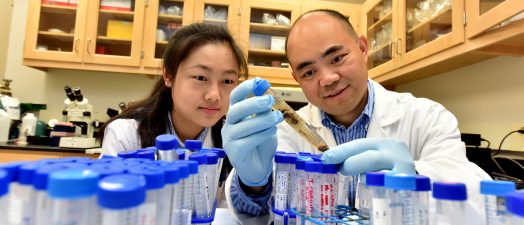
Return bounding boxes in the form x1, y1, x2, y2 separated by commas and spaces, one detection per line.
225, 80, 491, 225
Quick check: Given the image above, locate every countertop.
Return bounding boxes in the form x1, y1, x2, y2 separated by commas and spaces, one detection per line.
0, 142, 96, 153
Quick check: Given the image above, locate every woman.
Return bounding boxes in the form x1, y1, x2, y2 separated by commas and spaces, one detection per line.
99, 23, 247, 156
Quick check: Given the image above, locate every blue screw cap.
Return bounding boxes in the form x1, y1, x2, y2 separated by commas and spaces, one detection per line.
506, 191, 524, 217
384, 173, 416, 190
125, 158, 153, 163
366, 172, 386, 187
304, 161, 323, 173
275, 153, 291, 164
252, 77, 271, 96
48, 169, 100, 199
188, 153, 207, 165
156, 134, 178, 150
295, 156, 312, 170
0, 162, 27, 182
160, 165, 180, 184
171, 162, 189, 179
137, 150, 156, 160
97, 174, 146, 209
432, 182, 467, 201
211, 148, 225, 158
87, 165, 125, 179
205, 153, 219, 165
127, 167, 165, 190
322, 163, 338, 174
480, 180, 516, 196
175, 160, 198, 175
34, 164, 82, 190
0, 169, 9, 197
19, 163, 42, 185
117, 150, 139, 159
415, 175, 431, 191
185, 140, 203, 151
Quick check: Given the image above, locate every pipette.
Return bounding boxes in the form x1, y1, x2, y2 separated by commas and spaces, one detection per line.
253, 79, 329, 152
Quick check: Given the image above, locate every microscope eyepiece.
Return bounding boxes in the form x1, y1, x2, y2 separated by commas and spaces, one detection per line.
73, 87, 81, 96
75, 93, 84, 102
64, 86, 75, 101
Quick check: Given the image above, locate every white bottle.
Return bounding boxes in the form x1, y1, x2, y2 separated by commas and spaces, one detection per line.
0, 109, 10, 142
21, 113, 37, 136
0, 95, 20, 120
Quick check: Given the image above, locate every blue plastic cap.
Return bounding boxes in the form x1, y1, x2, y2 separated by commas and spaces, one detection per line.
89, 157, 123, 164
97, 174, 146, 209
205, 153, 219, 165
275, 153, 291, 164
34, 164, 78, 190
172, 163, 189, 179
366, 172, 386, 187
56, 162, 89, 169
125, 158, 153, 163
117, 150, 139, 159
506, 191, 524, 217
295, 156, 312, 170
322, 163, 338, 174
19, 163, 42, 185
298, 152, 312, 156
176, 149, 186, 160
87, 165, 125, 179
311, 154, 323, 162
252, 77, 271, 96
137, 150, 156, 160
38, 158, 76, 164
65, 157, 92, 163
415, 175, 431, 191
384, 173, 416, 190
286, 153, 298, 164
188, 153, 207, 165
0, 162, 26, 182
211, 148, 225, 158
432, 182, 467, 201
156, 134, 179, 150
185, 140, 203, 151
480, 180, 516, 196
160, 165, 180, 184
101, 154, 118, 159
176, 160, 199, 175
127, 167, 165, 190
0, 169, 9, 197
48, 169, 100, 199
145, 146, 157, 151
304, 161, 323, 173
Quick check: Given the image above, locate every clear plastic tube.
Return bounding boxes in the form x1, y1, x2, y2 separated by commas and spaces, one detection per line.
337, 173, 350, 206
413, 191, 429, 225
170, 182, 184, 225
157, 185, 171, 225
356, 181, 371, 218
7, 182, 24, 225
194, 164, 211, 218
51, 196, 97, 225
275, 160, 289, 211
181, 176, 193, 222
101, 207, 140, 225
18, 183, 35, 225
304, 162, 322, 218
0, 195, 7, 225
34, 190, 53, 225
320, 164, 338, 217
294, 167, 306, 212
485, 195, 508, 225
370, 185, 390, 225
434, 200, 465, 225
139, 189, 159, 225
388, 189, 414, 225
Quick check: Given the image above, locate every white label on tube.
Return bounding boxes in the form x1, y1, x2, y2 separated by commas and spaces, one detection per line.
372, 198, 391, 225
275, 171, 288, 210
138, 203, 156, 225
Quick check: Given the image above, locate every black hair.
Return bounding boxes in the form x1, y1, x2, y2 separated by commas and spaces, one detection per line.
99, 23, 248, 148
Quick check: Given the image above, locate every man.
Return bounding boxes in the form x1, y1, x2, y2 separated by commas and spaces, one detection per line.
221, 9, 491, 224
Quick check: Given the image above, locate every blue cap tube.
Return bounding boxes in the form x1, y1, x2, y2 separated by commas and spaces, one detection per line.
97, 174, 146, 209
48, 169, 100, 199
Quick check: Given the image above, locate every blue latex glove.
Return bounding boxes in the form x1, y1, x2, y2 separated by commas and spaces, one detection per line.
222, 78, 283, 186
321, 138, 416, 175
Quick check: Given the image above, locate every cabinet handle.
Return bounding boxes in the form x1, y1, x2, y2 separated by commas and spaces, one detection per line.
73, 38, 79, 53
396, 38, 402, 55
388, 41, 393, 58
87, 38, 91, 54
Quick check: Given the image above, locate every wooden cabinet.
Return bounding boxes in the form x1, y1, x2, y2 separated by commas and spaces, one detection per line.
466, 0, 524, 39
364, 0, 464, 79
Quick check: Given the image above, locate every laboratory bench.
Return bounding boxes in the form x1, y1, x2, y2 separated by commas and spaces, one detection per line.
0, 142, 100, 163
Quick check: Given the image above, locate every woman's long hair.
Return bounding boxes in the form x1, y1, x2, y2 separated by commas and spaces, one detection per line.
98, 23, 247, 148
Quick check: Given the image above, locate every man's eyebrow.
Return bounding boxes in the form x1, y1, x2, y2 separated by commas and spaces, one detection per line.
295, 45, 343, 71
296, 61, 313, 71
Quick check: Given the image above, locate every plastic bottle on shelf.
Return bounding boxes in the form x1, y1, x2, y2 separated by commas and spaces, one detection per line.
21, 113, 37, 136
0, 109, 11, 142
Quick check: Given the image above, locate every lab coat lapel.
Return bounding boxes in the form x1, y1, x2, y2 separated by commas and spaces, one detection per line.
367, 80, 401, 138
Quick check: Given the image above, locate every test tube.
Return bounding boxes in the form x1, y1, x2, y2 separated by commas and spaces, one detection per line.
204, 152, 219, 210
320, 163, 338, 217
356, 174, 370, 218
18, 162, 41, 225
156, 134, 179, 161
286, 153, 297, 210
366, 171, 390, 225
170, 162, 190, 225
188, 153, 212, 218
175, 160, 199, 223
210, 148, 225, 199
48, 169, 100, 225
128, 166, 168, 225
413, 175, 431, 225
252, 78, 329, 152
97, 174, 147, 225
0, 162, 26, 225
157, 164, 180, 225
304, 161, 323, 219
274, 153, 290, 211
432, 182, 467, 225
384, 173, 416, 225
293, 156, 312, 214
0, 169, 9, 225
506, 191, 524, 225
480, 180, 516, 225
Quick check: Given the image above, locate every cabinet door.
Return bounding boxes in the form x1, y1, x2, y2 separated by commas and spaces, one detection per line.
399, 0, 464, 66
194, 0, 240, 40
362, 0, 398, 78
301, 1, 360, 31
239, 0, 300, 85
24, 0, 88, 62
83, 0, 146, 66
143, 0, 195, 68
466, 0, 524, 39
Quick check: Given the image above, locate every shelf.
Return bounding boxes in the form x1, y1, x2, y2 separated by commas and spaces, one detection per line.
368, 42, 391, 56
99, 9, 135, 21
97, 36, 132, 45
368, 11, 392, 32
41, 4, 77, 15
158, 13, 183, 24
250, 22, 290, 36
249, 48, 286, 57
38, 31, 74, 41
204, 18, 227, 24
407, 6, 452, 34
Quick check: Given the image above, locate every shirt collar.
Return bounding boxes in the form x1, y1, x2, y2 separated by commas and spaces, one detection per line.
321, 80, 375, 128
167, 111, 209, 147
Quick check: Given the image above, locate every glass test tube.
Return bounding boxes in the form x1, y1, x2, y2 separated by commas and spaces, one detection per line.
366, 171, 390, 225
156, 134, 179, 161
0, 169, 9, 225
304, 161, 323, 219
128, 167, 167, 225
413, 175, 431, 225
98, 174, 146, 225
48, 169, 100, 225
274, 153, 290, 211
480, 180, 516, 225
320, 163, 338, 218
384, 173, 416, 225
432, 182, 467, 225
252, 78, 329, 152
506, 191, 524, 225
188, 153, 212, 219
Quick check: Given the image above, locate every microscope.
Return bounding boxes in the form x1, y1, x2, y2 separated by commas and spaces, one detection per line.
58, 86, 98, 148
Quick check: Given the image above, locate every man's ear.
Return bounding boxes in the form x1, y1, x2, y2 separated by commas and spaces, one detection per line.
162, 68, 172, 88
358, 35, 369, 63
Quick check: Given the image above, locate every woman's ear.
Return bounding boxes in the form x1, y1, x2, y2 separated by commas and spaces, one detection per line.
162, 68, 172, 88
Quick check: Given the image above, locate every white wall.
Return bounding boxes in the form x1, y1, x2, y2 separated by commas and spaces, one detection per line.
4, 0, 157, 122
396, 56, 524, 151
0, 0, 14, 76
